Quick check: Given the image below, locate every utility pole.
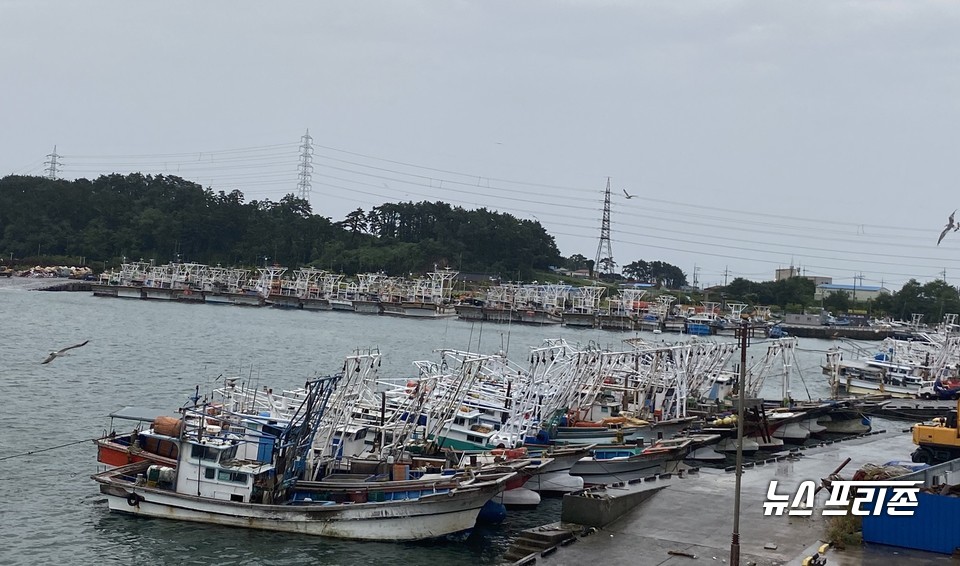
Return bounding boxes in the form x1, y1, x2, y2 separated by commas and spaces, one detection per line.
693, 264, 700, 290
297, 129, 313, 201
724, 265, 730, 287
44, 145, 61, 180
730, 316, 748, 566
594, 177, 615, 277
853, 272, 864, 303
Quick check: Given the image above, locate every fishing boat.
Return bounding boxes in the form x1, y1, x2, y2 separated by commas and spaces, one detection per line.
568, 435, 717, 485
92, 376, 515, 541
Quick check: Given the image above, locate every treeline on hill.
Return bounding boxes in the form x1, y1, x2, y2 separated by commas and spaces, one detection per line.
0, 173, 561, 277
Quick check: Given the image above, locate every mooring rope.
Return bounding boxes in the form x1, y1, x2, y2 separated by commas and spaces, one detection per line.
0, 437, 102, 462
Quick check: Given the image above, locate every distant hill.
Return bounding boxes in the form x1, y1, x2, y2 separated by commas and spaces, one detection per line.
0, 173, 561, 278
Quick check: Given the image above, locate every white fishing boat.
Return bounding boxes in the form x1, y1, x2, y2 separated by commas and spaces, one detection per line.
92, 376, 515, 541
829, 358, 935, 398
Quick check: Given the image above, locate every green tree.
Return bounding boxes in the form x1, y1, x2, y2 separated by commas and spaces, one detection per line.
565, 254, 589, 271
339, 208, 369, 234
823, 289, 851, 313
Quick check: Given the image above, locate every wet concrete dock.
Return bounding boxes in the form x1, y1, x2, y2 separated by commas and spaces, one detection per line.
511, 428, 956, 565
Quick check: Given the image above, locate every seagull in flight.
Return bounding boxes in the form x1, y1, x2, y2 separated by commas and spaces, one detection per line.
41, 340, 89, 364
938, 210, 958, 245
622, 189, 635, 199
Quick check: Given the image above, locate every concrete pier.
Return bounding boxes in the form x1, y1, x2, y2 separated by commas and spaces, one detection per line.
779, 324, 894, 341
508, 429, 955, 565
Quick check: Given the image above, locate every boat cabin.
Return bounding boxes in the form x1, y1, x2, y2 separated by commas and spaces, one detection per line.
325, 424, 371, 461
174, 437, 274, 503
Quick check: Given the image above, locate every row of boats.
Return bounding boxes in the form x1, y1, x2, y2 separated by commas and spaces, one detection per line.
90, 261, 774, 333
824, 317, 960, 399
92, 336, 876, 541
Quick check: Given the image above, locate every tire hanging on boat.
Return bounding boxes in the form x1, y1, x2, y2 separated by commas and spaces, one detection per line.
126, 492, 143, 507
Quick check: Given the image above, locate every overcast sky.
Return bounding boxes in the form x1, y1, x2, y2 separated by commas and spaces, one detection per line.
3, 1, 959, 289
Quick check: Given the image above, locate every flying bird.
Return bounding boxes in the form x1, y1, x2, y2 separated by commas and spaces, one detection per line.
938, 210, 958, 245
41, 340, 89, 364
622, 189, 635, 199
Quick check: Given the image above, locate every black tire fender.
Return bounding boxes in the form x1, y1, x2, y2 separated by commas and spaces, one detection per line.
126, 492, 143, 507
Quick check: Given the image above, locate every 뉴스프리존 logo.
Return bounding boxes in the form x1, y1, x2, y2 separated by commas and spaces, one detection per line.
763, 479, 922, 517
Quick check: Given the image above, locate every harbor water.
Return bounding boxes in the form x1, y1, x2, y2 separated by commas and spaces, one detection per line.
0, 282, 849, 565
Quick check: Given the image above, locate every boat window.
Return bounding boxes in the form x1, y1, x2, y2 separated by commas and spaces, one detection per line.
205, 467, 216, 479
191, 444, 220, 461
221, 445, 238, 461
217, 470, 248, 484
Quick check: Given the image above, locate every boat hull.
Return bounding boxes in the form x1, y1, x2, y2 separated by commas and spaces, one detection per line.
496, 487, 540, 509
96, 478, 503, 541
524, 470, 583, 494
841, 378, 918, 399
569, 452, 674, 485
817, 413, 872, 435
115, 286, 144, 299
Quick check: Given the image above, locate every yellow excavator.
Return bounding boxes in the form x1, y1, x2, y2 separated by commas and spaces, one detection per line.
911, 398, 960, 465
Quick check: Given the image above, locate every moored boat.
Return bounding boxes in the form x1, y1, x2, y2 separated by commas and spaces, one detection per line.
569, 434, 716, 485
92, 376, 515, 541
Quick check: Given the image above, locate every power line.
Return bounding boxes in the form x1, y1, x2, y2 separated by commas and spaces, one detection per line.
64, 142, 299, 159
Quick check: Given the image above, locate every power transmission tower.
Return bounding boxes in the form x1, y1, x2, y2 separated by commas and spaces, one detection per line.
594, 177, 615, 277
44, 145, 61, 180
297, 129, 313, 201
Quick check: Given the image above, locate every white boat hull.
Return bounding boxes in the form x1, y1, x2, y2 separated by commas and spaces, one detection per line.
97, 479, 502, 541
802, 417, 828, 435
771, 422, 811, 444
818, 414, 871, 435
497, 487, 541, 509
525, 471, 583, 494
841, 378, 918, 399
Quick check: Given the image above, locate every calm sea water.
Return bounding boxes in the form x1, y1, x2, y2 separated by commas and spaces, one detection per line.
0, 282, 844, 566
